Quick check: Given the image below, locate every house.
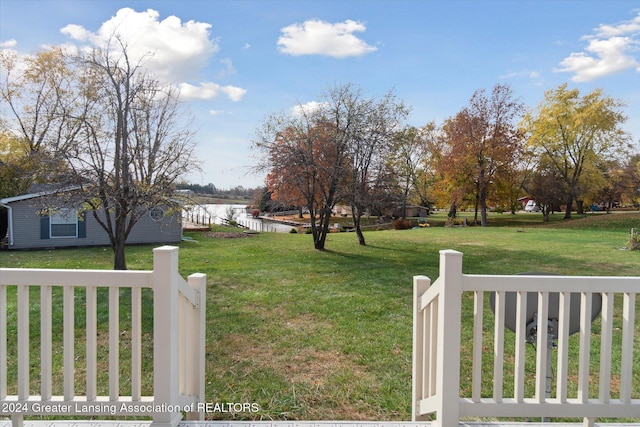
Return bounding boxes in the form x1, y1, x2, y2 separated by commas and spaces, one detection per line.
380, 203, 430, 218
517, 195, 533, 210
0, 189, 182, 250
333, 204, 353, 217
334, 203, 430, 219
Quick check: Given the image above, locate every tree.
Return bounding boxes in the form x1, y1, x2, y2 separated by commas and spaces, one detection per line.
528, 168, 566, 221
0, 48, 80, 186
411, 122, 443, 209
254, 83, 405, 248
255, 111, 346, 250
441, 84, 524, 225
523, 83, 631, 219
387, 123, 437, 217
620, 154, 640, 208
65, 40, 197, 269
339, 85, 408, 245
493, 144, 536, 214
1, 42, 198, 269
0, 133, 34, 199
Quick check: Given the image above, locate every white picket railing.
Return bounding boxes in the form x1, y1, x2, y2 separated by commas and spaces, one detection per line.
413, 249, 639, 427
0, 246, 206, 427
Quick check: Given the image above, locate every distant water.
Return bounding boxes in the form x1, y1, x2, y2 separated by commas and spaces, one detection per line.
184, 204, 295, 233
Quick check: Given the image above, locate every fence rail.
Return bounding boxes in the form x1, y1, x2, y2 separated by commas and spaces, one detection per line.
0, 246, 206, 427
413, 249, 639, 427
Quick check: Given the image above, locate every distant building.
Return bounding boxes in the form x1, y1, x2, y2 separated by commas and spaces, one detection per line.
382, 204, 430, 218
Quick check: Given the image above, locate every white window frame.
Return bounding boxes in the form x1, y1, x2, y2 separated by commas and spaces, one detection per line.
149, 207, 166, 222
50, 208, 78, 238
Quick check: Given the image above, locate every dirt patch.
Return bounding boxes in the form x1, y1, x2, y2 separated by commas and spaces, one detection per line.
220, 330, 379, 418
223, 333, 354, 386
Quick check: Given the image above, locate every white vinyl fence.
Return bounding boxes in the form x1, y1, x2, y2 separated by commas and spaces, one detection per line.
413, 249, 639, 427
0, 246, 206, 427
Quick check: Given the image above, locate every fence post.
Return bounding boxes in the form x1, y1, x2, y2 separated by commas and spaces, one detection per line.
435, 249, 463, 427
412, 274, 431, 421
185, 272, 207, 421
152, 246, 182, 427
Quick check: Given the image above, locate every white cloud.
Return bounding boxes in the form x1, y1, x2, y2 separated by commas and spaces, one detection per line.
0, 39, 18, 48
278, 19, 377, 58
500, 69, 544, 85
57, 8, 247, 103
60, 24, 92, 42
291, 101, 327, 116
556, 11, 640, 82
221, 85, 247, 102
179, 82, 247, 102
593, 13, 640, 38
61, 8, 217, 83
218, 58, 237, 78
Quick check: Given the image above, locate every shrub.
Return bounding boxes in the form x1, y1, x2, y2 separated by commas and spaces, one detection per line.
627, 228, 640, 250
446, 217, 468, 227
392, 218, 414, 230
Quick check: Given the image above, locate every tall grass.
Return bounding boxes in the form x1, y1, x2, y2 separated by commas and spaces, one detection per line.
1, 212, 639, 421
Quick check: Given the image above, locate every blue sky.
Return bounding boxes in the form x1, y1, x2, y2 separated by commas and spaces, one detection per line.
1, 0, 639, 189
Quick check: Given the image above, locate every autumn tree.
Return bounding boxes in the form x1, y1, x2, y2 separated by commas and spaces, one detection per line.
387, 123, 439, 217
493, 144, 536, 214
255, 110, 346, 250
0, 133, 34, 198
265, 161, 308, 217
523, 83, 631, 219
620, 154, 640, 207
412, 123, 443, 209
579, 157, 635, 212
0, 47, 80, 185
254, 83, 405, 248
339, 85, 408, 245
0, 133, 34, 242
441, 83, 524, 226
527, 168, 566, 221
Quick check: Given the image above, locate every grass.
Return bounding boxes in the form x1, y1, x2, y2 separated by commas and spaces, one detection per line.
1, 211, 639, 422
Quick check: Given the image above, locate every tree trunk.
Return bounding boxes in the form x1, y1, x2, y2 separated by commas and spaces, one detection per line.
351, 207, 366, 246
564, 192, 574, 219
112, 205, 128, 270
480, 184, 488, 227
474, 195, 480, 225
312, 207, 332, 250
313, 235, 325, 250
112, 238, 127, 270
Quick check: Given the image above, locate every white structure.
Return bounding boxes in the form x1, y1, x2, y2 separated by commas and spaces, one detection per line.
0, 246, 206, 427
413, 249, 639, 426
1, 246, 638, 427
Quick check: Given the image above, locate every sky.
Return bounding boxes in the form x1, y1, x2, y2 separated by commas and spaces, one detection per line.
1, 0, 639, 190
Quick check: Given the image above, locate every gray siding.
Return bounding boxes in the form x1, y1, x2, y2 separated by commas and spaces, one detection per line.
7, 199, 181, 250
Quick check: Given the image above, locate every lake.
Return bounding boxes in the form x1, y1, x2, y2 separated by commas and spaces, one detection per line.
184, 204, 295, 233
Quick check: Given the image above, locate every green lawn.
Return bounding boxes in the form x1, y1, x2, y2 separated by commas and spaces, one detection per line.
1, 211, 639, 421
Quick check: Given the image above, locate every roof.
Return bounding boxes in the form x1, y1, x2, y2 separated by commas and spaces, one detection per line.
0, 186, 81, 205
1, 192, 48, 204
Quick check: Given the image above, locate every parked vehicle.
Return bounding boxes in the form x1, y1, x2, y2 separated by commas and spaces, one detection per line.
524, 200, 539, 212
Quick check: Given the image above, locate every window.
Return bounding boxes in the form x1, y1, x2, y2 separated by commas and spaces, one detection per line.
50, 208, 78, 238
149, 207, 165, 222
